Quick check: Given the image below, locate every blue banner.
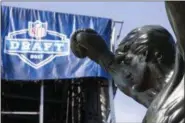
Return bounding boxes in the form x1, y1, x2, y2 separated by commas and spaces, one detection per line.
1, 6, 112, 80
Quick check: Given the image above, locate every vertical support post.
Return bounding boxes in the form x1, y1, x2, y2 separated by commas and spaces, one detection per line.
108, 80, 116, 123
39, 81, 44, 123
71, 79, 75, 123
108, 22, 116, 123
66, 90, 70, 123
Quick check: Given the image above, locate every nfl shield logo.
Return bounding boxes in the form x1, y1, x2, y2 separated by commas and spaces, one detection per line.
28, 20, 47, 39
5, 20, 70, 69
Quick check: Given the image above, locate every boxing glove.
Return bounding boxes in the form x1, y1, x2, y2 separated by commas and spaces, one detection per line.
70, 28, 114, 68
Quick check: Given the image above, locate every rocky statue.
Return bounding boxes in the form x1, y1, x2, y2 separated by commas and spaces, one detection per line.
70, 1, 184, 123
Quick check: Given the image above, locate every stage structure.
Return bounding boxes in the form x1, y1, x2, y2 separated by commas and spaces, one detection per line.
1, 5, 123, 123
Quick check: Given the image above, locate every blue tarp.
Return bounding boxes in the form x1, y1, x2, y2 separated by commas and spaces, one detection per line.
1, 6, 112, 80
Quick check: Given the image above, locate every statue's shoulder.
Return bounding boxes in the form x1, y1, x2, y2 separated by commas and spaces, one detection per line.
143, 77, 184, 123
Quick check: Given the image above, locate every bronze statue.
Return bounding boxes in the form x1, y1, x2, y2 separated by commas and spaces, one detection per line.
70, 1, 184, 123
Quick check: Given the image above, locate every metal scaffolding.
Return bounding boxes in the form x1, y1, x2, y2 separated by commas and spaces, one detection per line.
1, 78, 116, 123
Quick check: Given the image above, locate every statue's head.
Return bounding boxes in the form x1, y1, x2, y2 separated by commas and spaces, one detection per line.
115, 25, 175, 93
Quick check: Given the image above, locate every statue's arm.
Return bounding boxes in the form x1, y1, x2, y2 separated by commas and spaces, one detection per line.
70, 29, 154, 108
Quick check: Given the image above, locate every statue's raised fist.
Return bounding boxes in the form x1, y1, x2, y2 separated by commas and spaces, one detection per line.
70, 28, 111, 64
